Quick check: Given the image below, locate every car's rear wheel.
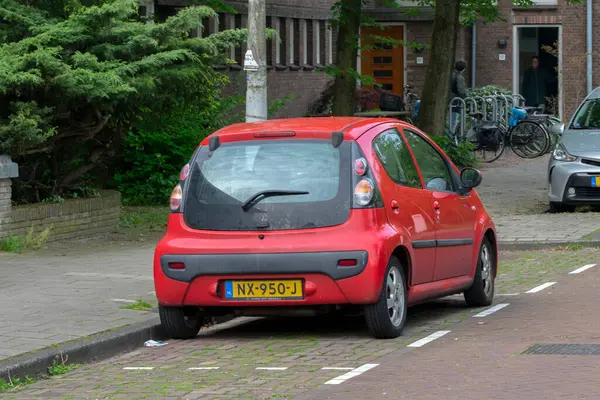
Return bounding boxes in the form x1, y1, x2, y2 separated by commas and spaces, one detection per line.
159, 306, 204, 339
549, 202, 576, 213
364, 257, 407, 339
464, 238, 495, 307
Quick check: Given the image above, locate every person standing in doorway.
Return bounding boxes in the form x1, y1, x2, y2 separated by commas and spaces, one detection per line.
522, 56, 550, 110
450, 60, 468, 135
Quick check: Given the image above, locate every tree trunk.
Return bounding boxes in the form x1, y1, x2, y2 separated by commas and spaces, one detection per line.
416, 0, 461, 136
331, 0, 361, 116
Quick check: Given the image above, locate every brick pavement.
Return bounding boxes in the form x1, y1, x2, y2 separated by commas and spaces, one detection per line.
0, 242, 156, 359
2, 250, 597, 399
299, 258, 600, 400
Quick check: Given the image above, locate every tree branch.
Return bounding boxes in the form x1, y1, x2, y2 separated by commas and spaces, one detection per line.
58, 147, 105, 187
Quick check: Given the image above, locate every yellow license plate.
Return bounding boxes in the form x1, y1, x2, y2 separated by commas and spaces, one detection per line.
224, 280, 303, 300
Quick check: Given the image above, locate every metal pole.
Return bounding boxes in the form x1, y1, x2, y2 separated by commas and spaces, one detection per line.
245, 0, 267, 122
586, 0, 593, 95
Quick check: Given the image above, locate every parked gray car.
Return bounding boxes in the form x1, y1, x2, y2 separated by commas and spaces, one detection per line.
548, 87, 600, 212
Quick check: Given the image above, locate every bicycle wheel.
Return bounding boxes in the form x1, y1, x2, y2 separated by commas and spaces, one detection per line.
475, 127, 506, 163
509, 120, 550, 159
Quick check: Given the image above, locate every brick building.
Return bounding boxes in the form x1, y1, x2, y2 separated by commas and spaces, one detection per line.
146, 0, 596, 121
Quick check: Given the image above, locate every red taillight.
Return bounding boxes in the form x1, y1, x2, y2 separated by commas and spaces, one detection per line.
338, 259, 358, 267
354, 157, 367, 176
353, 178, 374, 206
170, 184, 182, 211
169, 262, 185, 269
179, 163, 190, 181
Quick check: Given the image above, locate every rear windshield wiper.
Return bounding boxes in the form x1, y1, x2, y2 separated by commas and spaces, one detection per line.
241, 190, 309, 211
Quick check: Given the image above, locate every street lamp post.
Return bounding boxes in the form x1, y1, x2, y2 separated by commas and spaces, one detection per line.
244, 0, 267, 122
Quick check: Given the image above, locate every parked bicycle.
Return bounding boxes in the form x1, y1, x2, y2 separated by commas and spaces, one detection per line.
508, 106, 562, 159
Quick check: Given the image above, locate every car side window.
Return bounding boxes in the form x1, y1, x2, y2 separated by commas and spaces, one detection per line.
372, 129, 422, 189
403, 129, 455, 192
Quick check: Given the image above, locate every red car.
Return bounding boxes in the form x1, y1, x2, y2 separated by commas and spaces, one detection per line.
154, 117, 497, 339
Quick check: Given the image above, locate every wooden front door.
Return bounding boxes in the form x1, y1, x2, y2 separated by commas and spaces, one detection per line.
360, 26, 404, 96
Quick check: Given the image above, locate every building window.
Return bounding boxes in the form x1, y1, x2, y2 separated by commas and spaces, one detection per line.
266, 16, 273, 66
306, 19, 313, 66
293, 18, 300, 65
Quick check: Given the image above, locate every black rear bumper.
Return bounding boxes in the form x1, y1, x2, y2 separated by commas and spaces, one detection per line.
160, 251, 369, 283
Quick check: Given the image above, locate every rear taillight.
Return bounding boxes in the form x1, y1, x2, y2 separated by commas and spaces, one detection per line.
168, 262, 185, 269
354, 179, 374, 206
170, 184, 182, 211
351, 143, 382, 209
354, 158, 367, 176
179, 163, 190, 181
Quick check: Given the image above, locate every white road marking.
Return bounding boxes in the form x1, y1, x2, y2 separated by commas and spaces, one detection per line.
525, 282, 556, 293
324, 363, 379, 385
321, 367, 354, 370
569, 264, 597, 274
111, 298, 137, 303
188, 367, 220, 370
407, 330, 451, 348
473, 303, 509, 317
497, 293, 520, 296
123, 367, 154, 370
256, 367, 288, 371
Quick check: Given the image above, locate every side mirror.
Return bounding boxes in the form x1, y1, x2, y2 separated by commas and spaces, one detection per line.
550, 122, 565, 136
460, 167, 482, 189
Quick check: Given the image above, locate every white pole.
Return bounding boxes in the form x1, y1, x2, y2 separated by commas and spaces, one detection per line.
245, 0, 267, 122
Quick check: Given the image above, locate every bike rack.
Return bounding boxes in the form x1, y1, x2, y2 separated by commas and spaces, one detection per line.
472, 96, 487, 121
494, 94, 510, 128
464, 97, 478, 114
513, 94, 526, 107
448, 97, 467, 139
484, 96, 499, 123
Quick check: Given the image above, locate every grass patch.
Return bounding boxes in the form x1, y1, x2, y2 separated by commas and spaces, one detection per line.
120, 299, 152, 311
0, 376, 35, 392
119, 206, 169, 232
0, 226, 51, 253
48, 358, 81, 376
565, 243, 584, 251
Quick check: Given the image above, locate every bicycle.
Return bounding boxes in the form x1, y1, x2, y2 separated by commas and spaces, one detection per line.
507, 106, 561, 159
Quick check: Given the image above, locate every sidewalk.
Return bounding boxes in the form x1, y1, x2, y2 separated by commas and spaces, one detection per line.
477, 153, 600, 245
0, 242, 156, 361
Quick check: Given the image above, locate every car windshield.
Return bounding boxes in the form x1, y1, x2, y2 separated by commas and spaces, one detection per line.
183, 139, 352, 231
570, 99, 600, 130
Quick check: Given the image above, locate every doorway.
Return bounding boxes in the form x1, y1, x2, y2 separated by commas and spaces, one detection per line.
514, 26, 560, 116
359, 25, 405, 96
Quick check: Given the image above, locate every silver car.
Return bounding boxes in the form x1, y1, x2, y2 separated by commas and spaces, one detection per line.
548, 87, 600, 213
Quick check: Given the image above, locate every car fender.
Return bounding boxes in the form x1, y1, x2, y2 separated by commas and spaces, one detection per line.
469, 212, 497, 278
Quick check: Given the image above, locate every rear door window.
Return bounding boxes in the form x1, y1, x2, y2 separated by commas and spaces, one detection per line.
403, 130, 455, 192
183, 139, 352, 231
372, 129, 422, 188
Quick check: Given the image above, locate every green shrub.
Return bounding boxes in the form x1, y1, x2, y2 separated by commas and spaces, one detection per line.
432, 136, 478, 168
467, 85, 512, 98
114, 95, 293, 206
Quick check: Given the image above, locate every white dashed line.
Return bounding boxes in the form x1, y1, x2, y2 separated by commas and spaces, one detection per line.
321, 367, 354, 370
473, 303, 509, 317
569, 264, 596, 274
256, 367, 288, 371
407, 330, 451, 348
188, 367, 220, 370
123, 367, 154, 370
324, 363, 379, 385
525, 282, 556, 293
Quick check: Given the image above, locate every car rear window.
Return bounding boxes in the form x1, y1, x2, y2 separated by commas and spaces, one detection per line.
183, 139, 352, 231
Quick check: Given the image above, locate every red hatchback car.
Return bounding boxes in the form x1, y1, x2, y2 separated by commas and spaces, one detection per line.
154, 117, 497, 339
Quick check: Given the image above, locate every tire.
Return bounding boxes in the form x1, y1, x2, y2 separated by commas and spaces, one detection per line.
509, 120, 549, 159
364, 257, 408, 339
159, 306, 203, 339
464, 238, 495, 307
549, 202, 576, 213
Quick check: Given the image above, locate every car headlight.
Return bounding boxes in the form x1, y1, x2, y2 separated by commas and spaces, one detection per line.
552, 143, 577, 162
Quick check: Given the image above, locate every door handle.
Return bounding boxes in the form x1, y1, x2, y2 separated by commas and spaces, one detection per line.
433, 201, 440, 210
390, 200, 400, 212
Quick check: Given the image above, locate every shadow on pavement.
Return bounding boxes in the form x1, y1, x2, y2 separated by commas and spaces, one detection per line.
195, 296, 471, 340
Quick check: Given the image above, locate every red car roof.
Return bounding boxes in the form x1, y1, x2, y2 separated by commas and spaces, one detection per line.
207, 117, 407, 143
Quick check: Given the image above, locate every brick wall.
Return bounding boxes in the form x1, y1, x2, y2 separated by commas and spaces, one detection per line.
0, 189, 120, 243
474, 0, 592, 118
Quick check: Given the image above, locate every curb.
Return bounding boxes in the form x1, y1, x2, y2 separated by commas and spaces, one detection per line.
499, 240, 600, 251
0, 317, 164, 381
